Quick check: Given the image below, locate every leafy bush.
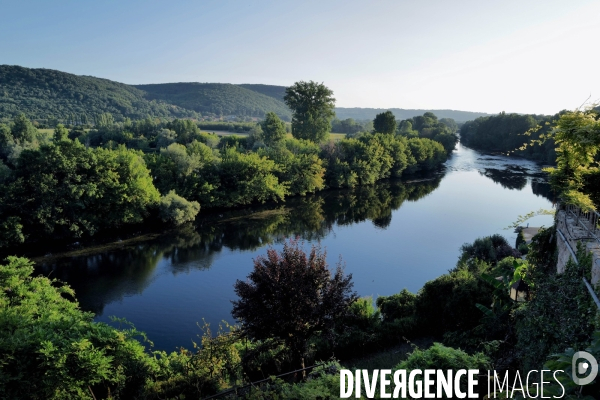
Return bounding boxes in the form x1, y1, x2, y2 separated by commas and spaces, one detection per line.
158, 190, 200, 225
395, 343, 490, 398
459, 234, 521, 266
377, 289, 417, 322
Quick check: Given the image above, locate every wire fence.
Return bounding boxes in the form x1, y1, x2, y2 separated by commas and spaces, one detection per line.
201, 363, 329, 400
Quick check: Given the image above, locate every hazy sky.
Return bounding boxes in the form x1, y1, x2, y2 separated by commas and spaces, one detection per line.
2, 0, 599, 114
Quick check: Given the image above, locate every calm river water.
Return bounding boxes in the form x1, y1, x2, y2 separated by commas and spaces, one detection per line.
36, 143, 555, 351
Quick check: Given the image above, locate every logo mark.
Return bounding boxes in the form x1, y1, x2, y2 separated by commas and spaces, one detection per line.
572, 351, 598, 386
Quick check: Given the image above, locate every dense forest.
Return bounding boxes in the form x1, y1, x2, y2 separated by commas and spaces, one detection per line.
460, 112, 558, 164
237, 83, 287, 102
134, 83, 292, 120
0, 65, 198, 121
0, 66, 294, 122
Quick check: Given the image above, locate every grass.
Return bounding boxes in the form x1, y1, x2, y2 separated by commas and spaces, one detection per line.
329, 132, 347, 141
203, 130, 249, 137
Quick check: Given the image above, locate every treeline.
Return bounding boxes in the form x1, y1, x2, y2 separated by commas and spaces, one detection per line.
196, 120, 259, 133
396, 111, 459, 153
0, 112, 447, 249
330, 117, 373, 134
0, 65, 198, 121
460, 111, 557, 164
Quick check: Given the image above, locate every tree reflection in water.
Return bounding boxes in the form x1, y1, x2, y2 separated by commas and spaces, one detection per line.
35, 178, 442, 316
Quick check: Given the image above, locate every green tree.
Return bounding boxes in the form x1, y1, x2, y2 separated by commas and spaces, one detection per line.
544, 109, 600, 210
284, 81, 335, 143
232, 239, 357, 369
11, 113, 37, 142
260, 111, 287, 146
53, 124, 69, 142
373, 110, 396, 134
0, 141, 160, 245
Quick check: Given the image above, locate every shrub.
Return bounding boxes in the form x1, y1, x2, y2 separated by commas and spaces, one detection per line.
460, 234, 521, 265
377, 289, 417, 322
395, 343, 490, 396
158, 190, 200, 225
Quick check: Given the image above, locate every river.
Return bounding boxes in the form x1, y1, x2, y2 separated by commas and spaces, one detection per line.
36, 143, 555, 351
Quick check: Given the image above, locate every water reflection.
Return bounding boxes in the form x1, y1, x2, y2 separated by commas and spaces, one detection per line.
481, 168, 528, 190
36, 179, 441, 316
34, 143, 557, 351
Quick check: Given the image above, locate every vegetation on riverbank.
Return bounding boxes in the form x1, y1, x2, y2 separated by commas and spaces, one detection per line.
460, 111, 558, 164
0, 82, 451, 250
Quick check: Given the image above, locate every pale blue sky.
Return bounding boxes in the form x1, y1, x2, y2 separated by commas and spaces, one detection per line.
2, 0, 599, 114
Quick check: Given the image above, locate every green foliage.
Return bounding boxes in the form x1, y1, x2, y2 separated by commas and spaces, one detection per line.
0, 256, 248, 399
158, 190, 200, 226
0, 115, 448, 249
398, 112, 458, 154
0, 256, 155, 399
135, 82, 292, 120
0, 113, 51, 162
514, 243, 595, 371
219, 135, 248, 150
334, 108, 490, 123
415, 265, 493, 338
0, 140, 160, 246
260, 111, 287, 146
260, 144, 325, 196
535, 330, 600, 399
322, 133, 445, 189
331, 117, 372, 135
395, 343, 490, 398
397, 342, 490, 372
376, 289, 416, 322
505, 208, 556, 230
459, 234, 521, 266
0, 65, 196, 121
460, 111, 557, 163
543, 108, 600, 210
213, 148, 286, 207
373, 110, 397, 134
284, 80, 336, 143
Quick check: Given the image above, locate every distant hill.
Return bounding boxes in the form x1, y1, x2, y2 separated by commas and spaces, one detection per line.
135, 83, 292, 120
0, 65, 493, 124
0, 65, 197, 121
334, 108, 493, 123
238, 84, 287, 102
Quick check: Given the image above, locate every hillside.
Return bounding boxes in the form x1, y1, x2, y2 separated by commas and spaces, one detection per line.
238, 84, 286, 102
135, 82, 292, 120
0, 65, 197, 121
0, 65, 493, 124
334, 107, 493, 123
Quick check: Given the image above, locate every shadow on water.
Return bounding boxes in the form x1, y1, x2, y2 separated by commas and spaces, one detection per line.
35, 178, 442, 316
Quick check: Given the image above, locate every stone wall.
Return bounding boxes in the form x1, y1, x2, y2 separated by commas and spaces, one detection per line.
556, 209, 600, 285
